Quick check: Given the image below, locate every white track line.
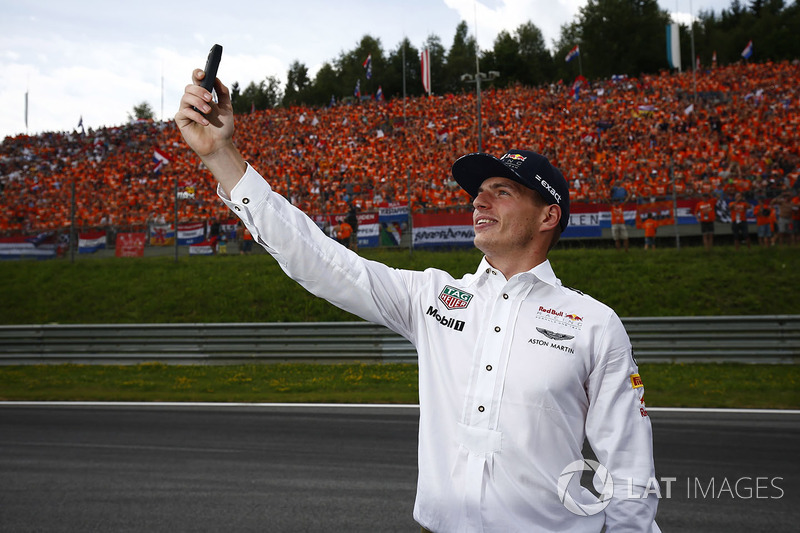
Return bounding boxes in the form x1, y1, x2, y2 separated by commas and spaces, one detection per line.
1, 401, 799, 414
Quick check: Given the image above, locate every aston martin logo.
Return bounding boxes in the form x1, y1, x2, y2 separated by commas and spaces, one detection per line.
536, 327, 575, 341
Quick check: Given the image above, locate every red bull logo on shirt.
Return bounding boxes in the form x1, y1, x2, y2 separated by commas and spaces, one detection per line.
536, 306, 584, 331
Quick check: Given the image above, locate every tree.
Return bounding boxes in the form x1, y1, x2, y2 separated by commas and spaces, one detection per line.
232, 76, 283, 114
485, 30, 518, 88
304, 62, 340, 106
575, 0, 671, 78
335, 35, 385, 101
283, 61, 311, 107
128, 101, 155, 121
383, 37, 422, 99
445, 21, 478, 94
515, 22, 554, 86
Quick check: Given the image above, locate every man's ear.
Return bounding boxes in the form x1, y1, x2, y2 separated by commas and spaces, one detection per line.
541, 204, 562, 232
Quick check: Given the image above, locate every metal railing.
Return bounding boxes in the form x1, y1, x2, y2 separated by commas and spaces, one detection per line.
1, 316, 798, 365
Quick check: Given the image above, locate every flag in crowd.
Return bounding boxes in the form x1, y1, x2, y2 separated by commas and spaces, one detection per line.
153, 147, 171, 173
565, 45, 580, 63
376, 86, 383, 101
570, 75, 587, 101
666, 24, 681, 70
421, 48, 431, 96
78, 231, 106, 254
741, 40, 754, 59
363, 54, 372, 79
0, 234, 57, 259
149, 224, 174, 246
354, 79, 361, 99
177, 222, 206, 245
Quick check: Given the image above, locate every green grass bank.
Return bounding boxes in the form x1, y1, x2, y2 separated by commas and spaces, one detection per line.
1, 245, 798, 408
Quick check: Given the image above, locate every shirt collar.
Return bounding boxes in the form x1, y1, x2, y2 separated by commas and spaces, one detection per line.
470, 257, 562, 288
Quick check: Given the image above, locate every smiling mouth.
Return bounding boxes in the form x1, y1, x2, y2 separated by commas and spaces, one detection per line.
474, 217, 497, 229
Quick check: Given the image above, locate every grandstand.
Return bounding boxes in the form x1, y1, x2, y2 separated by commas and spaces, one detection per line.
1, 61, 798, 248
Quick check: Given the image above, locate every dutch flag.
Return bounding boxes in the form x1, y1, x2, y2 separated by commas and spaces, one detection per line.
565, 45, 580, 63
741, 40, 753, 59
153, 147, 171, 173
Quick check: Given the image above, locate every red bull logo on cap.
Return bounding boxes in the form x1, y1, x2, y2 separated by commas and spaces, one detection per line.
502, 153, 527, 161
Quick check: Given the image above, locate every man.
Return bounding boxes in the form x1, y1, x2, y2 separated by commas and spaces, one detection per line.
694, 194, 717, 251
610, 199, 629, 251
334, 218, 353, 247
729, 193, 751, 250
643, 214, 657, 250
176, 69, 660, 532
772, 191, 794, 246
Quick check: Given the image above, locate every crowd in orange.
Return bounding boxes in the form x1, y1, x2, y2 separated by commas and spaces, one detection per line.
1, 60, 798, 235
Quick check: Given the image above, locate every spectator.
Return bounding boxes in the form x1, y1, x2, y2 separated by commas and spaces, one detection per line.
238, 221, 253, 254
643, 214, 657, 250
694, 194, 717, 251
610, 199, 629, 251
756, 202, 776, 248
729, 193, 751, 251
772, 191, 794, 246
344, 205, 359, 251
334, 219, 353, 247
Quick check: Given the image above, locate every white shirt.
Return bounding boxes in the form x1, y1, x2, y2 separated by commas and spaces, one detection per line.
219, 164, 660, 533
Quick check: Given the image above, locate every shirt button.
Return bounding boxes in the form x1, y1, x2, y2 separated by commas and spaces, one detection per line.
486, 365, 492, 371
494, 326, 501, 332
485, 268, 491, 274
478, 405, 485, 413
234, 206, 241, 211
242, 198, 250, 204
503, 294, 509, 299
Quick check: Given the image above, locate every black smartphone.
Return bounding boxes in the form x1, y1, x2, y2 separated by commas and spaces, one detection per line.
200, 44, 223, 93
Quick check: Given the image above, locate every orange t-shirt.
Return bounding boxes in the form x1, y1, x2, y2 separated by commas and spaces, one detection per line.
610, 205, 625, 225
336, 222, 353, 240
729, 201, 749, 223
756, 205, 775, 226
695, 199, 716, 222
643, 218, 657, 238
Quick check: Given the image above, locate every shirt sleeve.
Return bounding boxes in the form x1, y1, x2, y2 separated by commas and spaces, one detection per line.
216, 164, 417, 340
584, 311, 660, 532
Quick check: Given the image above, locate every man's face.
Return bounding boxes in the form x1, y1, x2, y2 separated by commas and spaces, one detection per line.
472, 177, 544, 258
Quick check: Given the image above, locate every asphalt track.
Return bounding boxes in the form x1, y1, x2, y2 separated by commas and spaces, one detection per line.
0, 404, 798, 532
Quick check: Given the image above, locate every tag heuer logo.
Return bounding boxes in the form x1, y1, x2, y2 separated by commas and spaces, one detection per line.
438, 285, 473, 310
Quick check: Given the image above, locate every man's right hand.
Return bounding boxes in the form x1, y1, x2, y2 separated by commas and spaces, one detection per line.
175, 69, 246, 195
175, 68, 234, 157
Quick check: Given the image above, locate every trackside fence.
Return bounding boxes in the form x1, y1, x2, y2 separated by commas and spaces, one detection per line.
0, 316, 798, 365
